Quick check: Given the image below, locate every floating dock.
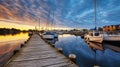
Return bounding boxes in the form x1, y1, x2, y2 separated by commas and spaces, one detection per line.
5, 33, 78, 67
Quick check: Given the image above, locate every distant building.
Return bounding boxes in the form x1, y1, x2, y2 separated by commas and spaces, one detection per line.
103, 24, 120, 32
116, 24, 120, 30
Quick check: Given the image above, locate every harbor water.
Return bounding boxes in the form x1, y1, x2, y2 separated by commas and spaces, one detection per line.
0, 33, 29, 66
47, 34, 120, 67
0, 33, 120, 67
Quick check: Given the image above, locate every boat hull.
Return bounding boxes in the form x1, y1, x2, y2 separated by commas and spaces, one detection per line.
42, 35, 54, 40
84, 35, 103, 43
89, 37, 103, 43
103, 40, 120, 44
103, 35, 120, 44
103, 36, 120, 40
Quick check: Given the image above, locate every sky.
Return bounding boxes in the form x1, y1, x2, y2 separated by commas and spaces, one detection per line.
0, 0, 120, 30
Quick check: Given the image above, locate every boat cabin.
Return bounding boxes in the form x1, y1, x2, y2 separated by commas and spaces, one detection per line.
88, 31, 101, 37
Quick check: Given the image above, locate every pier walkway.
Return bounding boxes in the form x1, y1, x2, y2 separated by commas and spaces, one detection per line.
5, 33, 78, 67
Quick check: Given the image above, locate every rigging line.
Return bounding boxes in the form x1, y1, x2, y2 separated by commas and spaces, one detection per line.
94, 0, 97, 29
39, 18, 41, 30
49, 0, 53, 30
53, 1, 55, 30
51, 0, 55, 30
98, 5, 102, 27
50, 1, 53, 30
51, 10, 54, 30
46, 3, 51, 31
53, 10, 55, 30
48, 8, 51, 30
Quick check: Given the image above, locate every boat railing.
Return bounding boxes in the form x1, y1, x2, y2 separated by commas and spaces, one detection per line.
103, 33, 120, 36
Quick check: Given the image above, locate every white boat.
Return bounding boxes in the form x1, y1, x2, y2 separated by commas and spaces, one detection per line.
103, 33, 120, 43
42, 32, 54, 39
84, 31, 103, 43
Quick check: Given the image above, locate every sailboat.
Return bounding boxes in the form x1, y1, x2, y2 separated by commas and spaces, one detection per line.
51, 10, 58, 38
84, 0, 103, 43
42, 0, 58, 39
51, 0, 58, 38
84, 31, 103, 43
42, 31, 54, 39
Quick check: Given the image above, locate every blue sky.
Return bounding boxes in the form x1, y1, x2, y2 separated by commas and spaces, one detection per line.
0, 0, 120, 29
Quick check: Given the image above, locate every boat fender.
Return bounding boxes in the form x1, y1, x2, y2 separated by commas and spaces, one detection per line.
69, 54, 76, 63
57, 48, 63, 53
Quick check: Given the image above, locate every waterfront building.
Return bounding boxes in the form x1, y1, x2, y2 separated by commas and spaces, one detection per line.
103, 24, 120, 32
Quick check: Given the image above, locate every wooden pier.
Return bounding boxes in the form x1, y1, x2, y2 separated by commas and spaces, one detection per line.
5, 33, 78, 67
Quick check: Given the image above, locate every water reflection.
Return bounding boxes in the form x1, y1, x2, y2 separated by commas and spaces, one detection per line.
0, 32, 29, 67
85, 41, 104, 50
104, 44, 120, 52
0, 32, 29, 43
47, 34, 120, 67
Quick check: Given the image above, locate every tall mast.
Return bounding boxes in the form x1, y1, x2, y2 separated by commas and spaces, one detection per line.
48, 0, 51, 31
39, 18, 40, 30
94, 0, 97, 30
53, 10, 55, 30
52, 0, 55, 31
46, 7, 50, 31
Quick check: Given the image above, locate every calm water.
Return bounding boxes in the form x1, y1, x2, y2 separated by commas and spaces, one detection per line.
48, 34, 120, 67
0, 32, 29, 66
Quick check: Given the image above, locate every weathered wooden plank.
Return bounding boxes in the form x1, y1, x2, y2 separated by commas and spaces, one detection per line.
18, 50, 58, 55
11, 53, 66, 62
46, 62, 76, 67
7, 58, 71, 67
21, 46, 53, 52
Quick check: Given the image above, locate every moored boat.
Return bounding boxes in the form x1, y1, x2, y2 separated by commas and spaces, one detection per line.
42, 32, 54, 40
103, 34, 120, 44
84, 31, 103, 43
84, 0, 103, 43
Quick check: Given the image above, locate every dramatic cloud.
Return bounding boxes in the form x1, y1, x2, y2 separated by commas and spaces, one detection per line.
0, 0, 120, 29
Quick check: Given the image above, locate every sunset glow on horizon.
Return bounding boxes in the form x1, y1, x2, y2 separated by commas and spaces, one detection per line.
0, 21, 71, 30
0, 21, 35, 30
